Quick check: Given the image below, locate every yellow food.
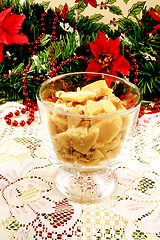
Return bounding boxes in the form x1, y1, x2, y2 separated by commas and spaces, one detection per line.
45, 79, 129, 166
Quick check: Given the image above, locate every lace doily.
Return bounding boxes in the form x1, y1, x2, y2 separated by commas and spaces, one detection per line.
0, 102, 160, 239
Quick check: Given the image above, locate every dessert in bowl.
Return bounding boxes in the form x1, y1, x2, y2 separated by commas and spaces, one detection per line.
37, 72, 141, 202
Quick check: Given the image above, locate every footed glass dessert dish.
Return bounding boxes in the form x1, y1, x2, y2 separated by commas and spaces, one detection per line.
37, 72, 141, 203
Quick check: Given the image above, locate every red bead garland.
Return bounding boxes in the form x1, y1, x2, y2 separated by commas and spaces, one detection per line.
4, 99, 38, 127
125, 48, 139, 84
2, 10, 90, 127
139, 98, 160, 118
48, 55, 88, 78
3, 14, 44, 128
4, 56, 38, 127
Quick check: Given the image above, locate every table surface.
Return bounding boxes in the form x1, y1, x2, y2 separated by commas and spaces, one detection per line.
0, 102, 160, 240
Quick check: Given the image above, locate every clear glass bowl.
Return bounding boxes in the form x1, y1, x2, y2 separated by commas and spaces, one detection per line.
37, 72, 141, 203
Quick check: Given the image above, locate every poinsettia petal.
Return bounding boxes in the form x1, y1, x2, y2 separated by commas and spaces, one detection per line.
0, 43, 4, 63
97, 30, 107, 41
85, 58, 103, 72
104, 75, 115, 88
61, 3, 69, 20
3, 15, 26, 36
88, 0, 97, 8
112, 55, 124, 68
84, 0, 89, 4
150, 23, 160, 34
109, 65, 117, 76
89, 42, 99, 58
89, 31, 107, 58
11, 33, 28, 44
107, 38, 120, 59
149, 10, 160, 21
0, 30, 13, 44
112, 55, 132, 75
0, 7, 12, 26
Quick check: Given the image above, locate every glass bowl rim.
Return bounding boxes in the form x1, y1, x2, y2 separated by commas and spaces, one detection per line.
37, 72, 142, 119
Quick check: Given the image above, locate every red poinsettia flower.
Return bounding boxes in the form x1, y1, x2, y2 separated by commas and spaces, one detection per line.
0, 7, 28, 62
85, 30, 132, 78
55, 3, 69, 20
75, 0, 97, 8
149, 9, 160, 21
61, 3, 69, 20
151, 23, 160, 34
148, 9, 160, 34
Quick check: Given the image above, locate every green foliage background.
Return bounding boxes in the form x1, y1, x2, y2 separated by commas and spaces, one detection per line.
0, 0, 159, 103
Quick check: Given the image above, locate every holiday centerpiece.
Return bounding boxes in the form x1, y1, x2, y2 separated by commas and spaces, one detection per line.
0, 0, 160, 126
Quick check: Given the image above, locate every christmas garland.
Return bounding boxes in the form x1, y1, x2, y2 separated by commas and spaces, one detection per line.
0, 0, 160, 107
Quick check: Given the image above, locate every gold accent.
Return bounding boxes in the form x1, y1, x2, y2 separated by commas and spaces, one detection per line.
99, 54, 112, 67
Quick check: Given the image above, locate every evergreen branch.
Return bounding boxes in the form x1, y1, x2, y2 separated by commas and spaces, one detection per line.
0, 0, 159, 102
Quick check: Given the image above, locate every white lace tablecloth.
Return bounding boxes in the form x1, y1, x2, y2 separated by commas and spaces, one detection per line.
0, 102, 160, 240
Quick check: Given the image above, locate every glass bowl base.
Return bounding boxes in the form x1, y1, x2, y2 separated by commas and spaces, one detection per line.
55, 167, 117, 203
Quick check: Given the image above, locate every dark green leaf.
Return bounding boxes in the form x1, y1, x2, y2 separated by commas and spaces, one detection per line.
58, 4, 63, 11
41, 1, 50, 11
70, 1, 86, 14
128, 1, 146, 17
6, 220, 21, 231
90, 14, 104, 22
123, 0, 129, 3
76, 5, 86, 14
109, 5, 123, 15
105, 0, 117, 4
155, 5, 160, 10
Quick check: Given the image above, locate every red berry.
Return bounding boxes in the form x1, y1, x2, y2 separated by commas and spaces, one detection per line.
25, 98, 31, 103
20, 120, 25, 127
134, 71, 139, 76
134, 78, 138, 83
22, 79, 27, 84
67, 58, 72, 63
26, 102, 31, 107
34, 106, 39, 111
24, 92, 28, 97
30, 117, 35, 122
29, 112, 34, 118
36, 77, 41, 81
6, 119, 11, 125
140, 106, 146, 111
134, 64, 139, 69
74, 56, 78, 60
8, 112, 13, 118
26, 119, 32, 125
12, 120, 18, 126
4, 115, 9, 120
56, 66, 60, 72
147, 105, 152, 110
153, 104, 159, 110
129, 53, 133, 57
132, 58, 137, 63
14, 110, 20, 116
21, 108, 26, 114
22, 85, 27, 90
25, 106, 30, 111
